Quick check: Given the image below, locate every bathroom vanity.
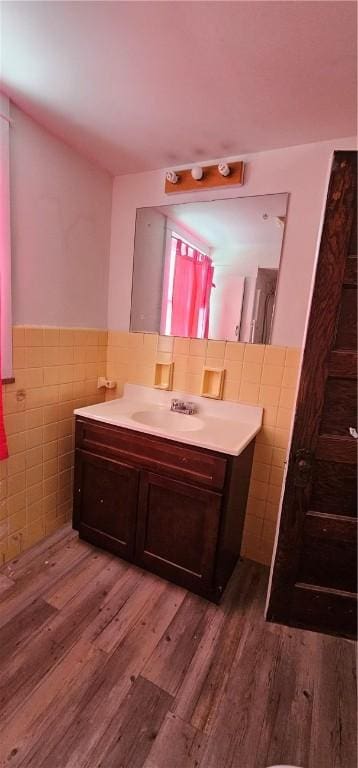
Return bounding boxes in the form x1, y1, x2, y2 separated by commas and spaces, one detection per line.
73, 385, 262, 602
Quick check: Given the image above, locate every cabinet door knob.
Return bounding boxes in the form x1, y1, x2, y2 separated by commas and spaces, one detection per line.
99, 498, 104, 504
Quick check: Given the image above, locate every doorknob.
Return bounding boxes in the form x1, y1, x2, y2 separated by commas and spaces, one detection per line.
293, 448, 313, 488
349, 427, 358, 439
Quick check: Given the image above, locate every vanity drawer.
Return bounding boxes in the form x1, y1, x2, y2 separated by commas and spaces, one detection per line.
75, 417, 227, 490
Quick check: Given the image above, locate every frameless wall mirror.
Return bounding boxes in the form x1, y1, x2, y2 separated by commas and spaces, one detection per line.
130, 193, 288, 344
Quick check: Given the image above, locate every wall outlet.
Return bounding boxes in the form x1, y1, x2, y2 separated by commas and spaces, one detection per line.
97, 377, 117, 390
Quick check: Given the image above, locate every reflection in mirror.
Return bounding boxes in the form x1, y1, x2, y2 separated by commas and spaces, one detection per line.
130, 193, 288, 344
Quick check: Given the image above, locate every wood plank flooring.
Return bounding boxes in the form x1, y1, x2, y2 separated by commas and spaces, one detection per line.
0, 525, 356, 768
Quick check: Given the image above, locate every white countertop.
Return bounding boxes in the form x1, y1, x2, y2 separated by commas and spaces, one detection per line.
74, 384, 263, 456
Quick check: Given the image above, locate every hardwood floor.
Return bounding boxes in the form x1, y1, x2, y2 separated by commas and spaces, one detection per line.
0, 525, 356, 768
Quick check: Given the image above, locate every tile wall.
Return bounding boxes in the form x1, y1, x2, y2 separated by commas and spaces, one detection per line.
0, 326, 107, 563
107, 332, 301, 566
0, 328, 300, 567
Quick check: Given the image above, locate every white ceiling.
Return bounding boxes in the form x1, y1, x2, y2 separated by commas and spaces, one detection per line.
157, 193, 288, 257
1, 1, 356, 176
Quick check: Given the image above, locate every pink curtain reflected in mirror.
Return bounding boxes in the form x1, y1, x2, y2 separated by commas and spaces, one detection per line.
164, 236, 214, 339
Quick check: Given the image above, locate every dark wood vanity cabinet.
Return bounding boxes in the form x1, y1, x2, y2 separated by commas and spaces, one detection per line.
136, 472, 222, 594
74, 450, 139, 560
73, 417, 255, 601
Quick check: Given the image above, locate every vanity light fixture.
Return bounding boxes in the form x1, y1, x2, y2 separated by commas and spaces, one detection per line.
218, 162, 231, 177
166, 170, 179, 184
191, 165, 204, 181
164, 160, 244, 193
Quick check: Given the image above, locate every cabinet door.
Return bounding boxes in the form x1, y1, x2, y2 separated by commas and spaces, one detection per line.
135, 471, 222, 595
74, 449, 139, 560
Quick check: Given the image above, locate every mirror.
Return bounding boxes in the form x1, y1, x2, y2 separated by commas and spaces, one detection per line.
130, 193, 288, 344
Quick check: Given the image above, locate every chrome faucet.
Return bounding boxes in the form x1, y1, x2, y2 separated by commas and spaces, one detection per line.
170, 398, 198, 415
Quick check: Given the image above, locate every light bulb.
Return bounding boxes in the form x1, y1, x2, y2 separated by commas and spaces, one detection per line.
166, 170, 179, 184
218, 162, 231, 177
191, 165, 204, 181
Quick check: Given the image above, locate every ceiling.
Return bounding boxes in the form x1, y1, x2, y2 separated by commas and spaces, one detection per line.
157, 194, 288, 258
1, 1, 356, 176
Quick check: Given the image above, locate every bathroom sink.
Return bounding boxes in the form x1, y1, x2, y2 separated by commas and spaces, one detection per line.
74, 383, 263, 455
130, 408, 203, 432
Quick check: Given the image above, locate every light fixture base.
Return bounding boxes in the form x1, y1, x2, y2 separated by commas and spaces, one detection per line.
165, 160, 244, 193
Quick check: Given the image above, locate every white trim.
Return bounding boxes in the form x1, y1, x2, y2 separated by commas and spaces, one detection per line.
0, 94, 13, 378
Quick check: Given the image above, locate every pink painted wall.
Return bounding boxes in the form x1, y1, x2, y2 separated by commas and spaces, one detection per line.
10, 106, 113, 329
108, 137, 356, 347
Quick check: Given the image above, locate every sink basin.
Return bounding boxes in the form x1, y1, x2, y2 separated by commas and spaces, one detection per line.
131, 409, 203, 433
75, 384, 263, 455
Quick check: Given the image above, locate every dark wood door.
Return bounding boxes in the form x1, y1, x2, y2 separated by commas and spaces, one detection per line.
74, 449, 139, 560
135, 471, 222, 595
267, 151, 357, 639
